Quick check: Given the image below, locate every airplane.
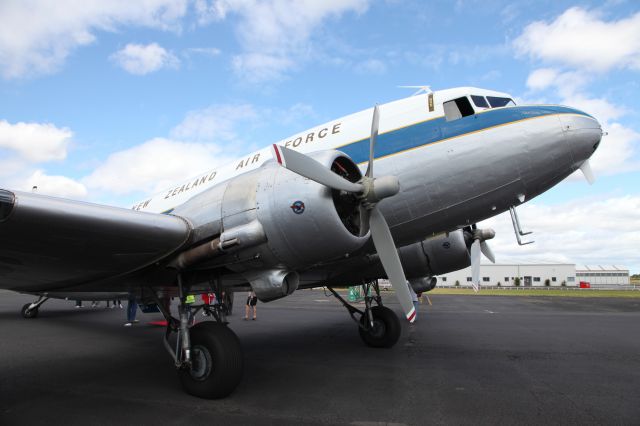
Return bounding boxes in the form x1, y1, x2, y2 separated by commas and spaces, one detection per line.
0, 86, 602, 398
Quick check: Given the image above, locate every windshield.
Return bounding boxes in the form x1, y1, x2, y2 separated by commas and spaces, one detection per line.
471, 95, 489, 108
486, 96, 515, 108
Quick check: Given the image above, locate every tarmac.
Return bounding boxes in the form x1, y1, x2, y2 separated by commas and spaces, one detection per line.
1, 289, 639, 425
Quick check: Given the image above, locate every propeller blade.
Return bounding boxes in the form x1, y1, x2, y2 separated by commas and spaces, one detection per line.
471, 239, 481, 285
579, 159, 596, 185
358, 205, 371, 237
271, 144, 364, 193
365, 105, 379, 178
369, 206, 416, 322
480, 241, 496, 263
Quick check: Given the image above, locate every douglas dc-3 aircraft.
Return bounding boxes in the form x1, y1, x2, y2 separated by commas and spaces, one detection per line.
0, 87, 602, 398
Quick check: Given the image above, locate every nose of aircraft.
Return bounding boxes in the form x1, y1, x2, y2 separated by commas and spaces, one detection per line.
559, 112, 603, 165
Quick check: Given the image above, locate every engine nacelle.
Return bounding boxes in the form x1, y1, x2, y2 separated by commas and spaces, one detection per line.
409, 276, 437, 293
244, 269, 300, 302
399, 229, 471, 278
252, 150, 368, 269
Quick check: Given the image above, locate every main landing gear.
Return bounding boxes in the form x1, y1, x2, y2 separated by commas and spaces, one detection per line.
327, 280, 401, 348
150, 277, 243, 399
21, 295, 50, 319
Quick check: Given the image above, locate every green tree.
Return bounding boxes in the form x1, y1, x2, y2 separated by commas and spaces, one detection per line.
514, 277, 521, 287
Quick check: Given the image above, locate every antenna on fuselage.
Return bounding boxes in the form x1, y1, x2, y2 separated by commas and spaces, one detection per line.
398, 85, 432, 96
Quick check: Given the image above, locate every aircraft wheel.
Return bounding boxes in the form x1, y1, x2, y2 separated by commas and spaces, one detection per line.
178, 322, 243, 399
21, 303, 38, 319
358, 305, 401, 348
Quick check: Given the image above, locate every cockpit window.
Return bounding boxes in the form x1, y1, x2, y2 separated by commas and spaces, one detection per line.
443, 97, 475, 121
471, 95, 489, 108
486, 96, 515, 108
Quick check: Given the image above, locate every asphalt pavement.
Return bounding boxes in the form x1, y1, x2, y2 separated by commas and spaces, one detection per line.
1, 289, 639, 425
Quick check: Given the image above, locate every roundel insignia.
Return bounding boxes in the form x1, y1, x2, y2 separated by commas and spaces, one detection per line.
290, 200, 305, 214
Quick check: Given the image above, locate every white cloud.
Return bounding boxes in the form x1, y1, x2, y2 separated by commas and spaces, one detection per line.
170, 104, 257, 142
354, 58, 387, 75
0, 0, 188, 78
185, 47, 221, 57
26, 170, 88, 199
525, 68, 559, 91
0, 120, 72, 162
82, 137, 236, 196
514, 7, 640, 73
481, 196, 640, 272
588, 123, 640, 176
232, 53, 294, 82
200, 0, 370, 82
194, 0, 227, 25
111, 43, 179, 75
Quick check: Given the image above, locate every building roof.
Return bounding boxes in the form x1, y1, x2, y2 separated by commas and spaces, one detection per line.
576, 265, 629, 272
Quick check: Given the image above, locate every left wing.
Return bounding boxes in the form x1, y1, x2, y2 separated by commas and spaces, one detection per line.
0, 189, 191, 292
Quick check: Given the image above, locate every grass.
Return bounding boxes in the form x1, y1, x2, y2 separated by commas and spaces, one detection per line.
427, 288, 640, 298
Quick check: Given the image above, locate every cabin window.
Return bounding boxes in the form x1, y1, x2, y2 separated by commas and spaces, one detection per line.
487, 96, 515, 108
443, 97, 475, 121
471, 95, 489, 108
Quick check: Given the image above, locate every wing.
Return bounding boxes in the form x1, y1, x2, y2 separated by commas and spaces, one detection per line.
0, 189, 191, 292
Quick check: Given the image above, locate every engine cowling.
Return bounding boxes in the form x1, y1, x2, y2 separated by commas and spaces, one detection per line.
251, 150, 368, 269
398, 229, 471, 278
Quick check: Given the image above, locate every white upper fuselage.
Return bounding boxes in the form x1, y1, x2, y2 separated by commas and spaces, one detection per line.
132, 87, 511, 213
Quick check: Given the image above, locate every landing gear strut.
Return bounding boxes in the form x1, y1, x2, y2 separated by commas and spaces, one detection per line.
149, 276, 243, 399
21, 295, 49, 319
327, 280, 401, 348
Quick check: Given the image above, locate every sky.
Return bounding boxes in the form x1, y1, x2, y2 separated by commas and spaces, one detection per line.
0, 0, 638, 273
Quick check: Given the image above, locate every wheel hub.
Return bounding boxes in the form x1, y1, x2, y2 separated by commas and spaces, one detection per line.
189, 344, 213, 381
368, 319, 387, 339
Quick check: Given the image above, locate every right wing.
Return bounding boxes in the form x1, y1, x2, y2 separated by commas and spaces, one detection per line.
0, 189, 192, 292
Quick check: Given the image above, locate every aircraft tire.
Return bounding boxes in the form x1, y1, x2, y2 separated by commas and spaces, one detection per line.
358, 305, 401, 348
21, 303, 38, 319
178, 321, 243, 399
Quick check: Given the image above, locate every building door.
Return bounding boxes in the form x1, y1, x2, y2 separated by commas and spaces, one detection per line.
524, 276, 532, 287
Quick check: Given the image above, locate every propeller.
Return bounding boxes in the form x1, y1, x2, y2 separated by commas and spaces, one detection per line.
271, 105, 416, 322
467, 226, 496, 292
579, 159, 596, 185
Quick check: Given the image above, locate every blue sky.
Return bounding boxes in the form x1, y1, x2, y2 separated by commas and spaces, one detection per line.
0, 0, 638, 272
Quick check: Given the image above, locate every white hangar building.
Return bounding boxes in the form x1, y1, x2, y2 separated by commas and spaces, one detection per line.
435, 264, 630, 288
576, 265, 630, 285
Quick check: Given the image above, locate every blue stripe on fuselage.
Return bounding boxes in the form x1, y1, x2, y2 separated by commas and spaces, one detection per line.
338, 105, 591, 164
